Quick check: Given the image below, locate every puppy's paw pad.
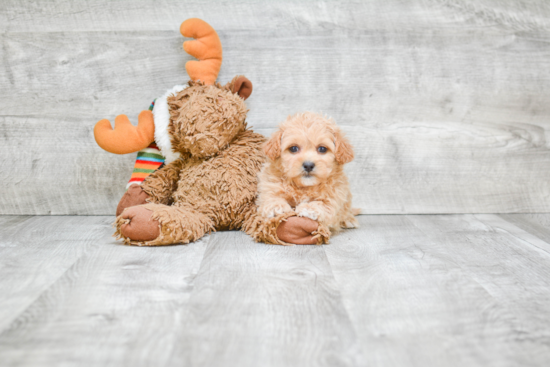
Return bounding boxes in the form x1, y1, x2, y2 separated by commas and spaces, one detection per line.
297, 207, 319, 221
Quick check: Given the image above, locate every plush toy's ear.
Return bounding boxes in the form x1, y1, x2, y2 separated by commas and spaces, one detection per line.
331, 127, 354, 165
228, 75, 253, 100
264, 130, 283, 161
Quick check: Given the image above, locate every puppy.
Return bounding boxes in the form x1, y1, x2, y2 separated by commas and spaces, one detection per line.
257, 112, 359, 235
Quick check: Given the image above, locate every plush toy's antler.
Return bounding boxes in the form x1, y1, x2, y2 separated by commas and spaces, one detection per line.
94, 111, 155, 154
180, 18, 222, 85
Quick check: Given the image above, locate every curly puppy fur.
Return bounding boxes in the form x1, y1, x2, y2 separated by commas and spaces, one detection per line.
114, 78, 327, 246
257, 112, 359, 236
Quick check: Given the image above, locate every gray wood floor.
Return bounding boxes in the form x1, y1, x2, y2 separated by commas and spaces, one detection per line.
1, 214, 550, 367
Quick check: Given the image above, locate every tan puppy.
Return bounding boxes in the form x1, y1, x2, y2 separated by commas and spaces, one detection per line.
257, 112, 359, 237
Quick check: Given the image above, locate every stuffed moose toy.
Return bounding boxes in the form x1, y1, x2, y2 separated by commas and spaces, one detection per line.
93, 18, 329, 246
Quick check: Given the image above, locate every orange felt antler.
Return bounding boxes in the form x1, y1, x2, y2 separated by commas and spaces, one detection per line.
94, 111, 155, 154
180, 18, 222, 85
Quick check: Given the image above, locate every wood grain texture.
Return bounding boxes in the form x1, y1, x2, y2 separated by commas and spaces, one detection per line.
0, 216, 109, 332
182, 231, 361, 367
2, 215, 550, 366
325, 214, 550, 367
499, 214, 550, 245
1, 0, 550, 214
0, 217, 360, 367
0, 216, 208, 366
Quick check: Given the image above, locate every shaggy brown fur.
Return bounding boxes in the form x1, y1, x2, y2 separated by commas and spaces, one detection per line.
114, 78, 328, 246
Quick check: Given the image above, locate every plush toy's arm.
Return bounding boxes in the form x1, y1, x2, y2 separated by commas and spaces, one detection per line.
141, 159, 185, 205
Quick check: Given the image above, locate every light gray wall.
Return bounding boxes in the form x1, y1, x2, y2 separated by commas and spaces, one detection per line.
1, 0, 550, 215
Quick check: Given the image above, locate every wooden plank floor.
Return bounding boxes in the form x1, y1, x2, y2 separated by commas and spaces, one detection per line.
1, 214, 550, 366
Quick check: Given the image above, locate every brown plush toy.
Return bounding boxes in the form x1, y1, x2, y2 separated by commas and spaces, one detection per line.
94, 18, 330, 246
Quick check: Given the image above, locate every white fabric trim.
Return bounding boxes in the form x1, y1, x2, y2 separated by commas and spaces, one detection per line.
126, 182, 141, 190
153, 84, 187, 164
139, 147, 162, 154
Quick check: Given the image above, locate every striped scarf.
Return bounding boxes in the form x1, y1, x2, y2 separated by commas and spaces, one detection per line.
126, 100, 166, 189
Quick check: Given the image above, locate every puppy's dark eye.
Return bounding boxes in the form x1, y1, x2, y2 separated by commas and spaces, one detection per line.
289, 146, 300, 153
317, 146, 327, 154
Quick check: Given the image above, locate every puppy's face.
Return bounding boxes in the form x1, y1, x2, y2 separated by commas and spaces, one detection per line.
264, 113, 354, 187
279, 123, 336, 186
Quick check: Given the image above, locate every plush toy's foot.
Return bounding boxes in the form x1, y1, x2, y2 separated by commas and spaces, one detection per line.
119, 206, 160, 241
116, 184, 150, 217
115, 203, 215, 246
277, 216, 323, 245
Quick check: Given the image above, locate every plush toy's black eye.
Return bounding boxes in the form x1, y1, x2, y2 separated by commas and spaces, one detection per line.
317, 146, 327, 154
289, 146, 300, 153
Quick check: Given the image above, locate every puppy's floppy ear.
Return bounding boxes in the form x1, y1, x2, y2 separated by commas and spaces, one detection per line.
264, 130, 283, 160
332, 127, 354, 165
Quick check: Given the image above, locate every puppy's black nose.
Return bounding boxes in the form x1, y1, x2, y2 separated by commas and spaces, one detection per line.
302, 161, 315, 172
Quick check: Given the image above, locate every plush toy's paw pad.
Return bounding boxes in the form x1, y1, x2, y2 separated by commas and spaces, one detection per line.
261, 202, 293, 218
296, 206, 320, 221
277, 216, 319, 245
119, 206, 160, 241
341, 216, 359, 229
116, 184, 150, 216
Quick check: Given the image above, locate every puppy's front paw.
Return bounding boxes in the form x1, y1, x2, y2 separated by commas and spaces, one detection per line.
296, 204, 321, 221
260, 202, 293, 218
341, 216, 359, 229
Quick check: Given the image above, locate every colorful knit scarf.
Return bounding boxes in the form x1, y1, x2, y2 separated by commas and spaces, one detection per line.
126, 100, 165, 189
